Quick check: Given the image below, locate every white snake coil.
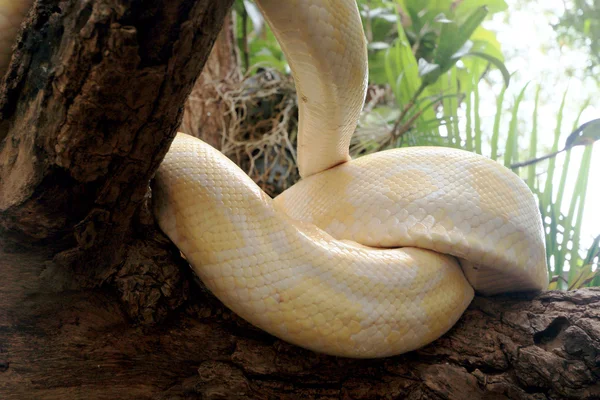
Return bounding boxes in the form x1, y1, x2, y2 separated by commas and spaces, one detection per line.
2, 0, 548, 358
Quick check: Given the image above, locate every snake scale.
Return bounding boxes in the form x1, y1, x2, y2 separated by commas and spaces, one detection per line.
2, 0, 548, 358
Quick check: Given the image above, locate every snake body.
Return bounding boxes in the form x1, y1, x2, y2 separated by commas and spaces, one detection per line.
3, 0, 548, 358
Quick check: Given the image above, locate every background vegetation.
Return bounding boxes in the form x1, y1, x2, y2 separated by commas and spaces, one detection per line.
227, 0, 599, 289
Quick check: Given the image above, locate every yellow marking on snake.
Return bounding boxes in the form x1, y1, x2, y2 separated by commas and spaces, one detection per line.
1, 0, 548, 358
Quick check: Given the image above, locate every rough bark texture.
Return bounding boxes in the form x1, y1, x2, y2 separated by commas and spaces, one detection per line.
0, 0, 233, 324
1, 2, 600, 400
180, 12, 241, 149
0, 0, 233, 284
1, 247, 600, 399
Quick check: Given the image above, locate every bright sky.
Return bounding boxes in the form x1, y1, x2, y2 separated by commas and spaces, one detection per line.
480, 0, 599, 258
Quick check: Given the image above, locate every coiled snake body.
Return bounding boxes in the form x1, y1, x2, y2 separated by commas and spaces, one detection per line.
2, 0, 548, 358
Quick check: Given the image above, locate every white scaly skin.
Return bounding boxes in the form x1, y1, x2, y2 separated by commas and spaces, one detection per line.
154, 0, 547, 358
3, 1, 548, 358
153, 134, 474, 358
274, 146, 549, 296
253, 0, 368, 178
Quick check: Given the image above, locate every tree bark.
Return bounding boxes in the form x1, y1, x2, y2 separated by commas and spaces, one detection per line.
1, 2, 599, 400
0, 0, 234, 263
0, 0, 233, 321
180, 11, 241, 149
2, 247, 600, 399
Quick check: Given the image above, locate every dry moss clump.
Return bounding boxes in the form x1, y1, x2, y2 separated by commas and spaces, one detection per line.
182, 67, 391, 197
183, 68, 299, 197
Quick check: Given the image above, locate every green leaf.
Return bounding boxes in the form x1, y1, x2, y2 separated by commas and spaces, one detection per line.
565, 146, 593, 287
470, 26, 504, 62
463, 51, 511, 87
583, 18, 592, 35
504, 81, 530, 167
434, 14, 460, 68
435, 13, 454, 24
465, 87, 473, 151
541, 88, 569, 278
450, 41, 474, 61
404, 2, 425, 33
418, 59, 441, 85
385, 6, 423, 108
414, 92, 463, 114
233, 0, 246, 14
456, 0, 507, 15
368, 42, 391, 50
564, 118, 600, 149
458, 7, 489, 45
542, 88, 569, 208
527, 85, 541, 188
403, 0, 506, 20
490, 83, 507, 160
472, 58, 482, 154
418, 58, 440, 77
434, 7, 488, 75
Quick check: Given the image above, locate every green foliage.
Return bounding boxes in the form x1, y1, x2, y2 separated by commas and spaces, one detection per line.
506, 89, 597, 290
357, 0, 510, 150
554, 0, 600, 80
362, 1, 507, 86
235, 0, 286, 72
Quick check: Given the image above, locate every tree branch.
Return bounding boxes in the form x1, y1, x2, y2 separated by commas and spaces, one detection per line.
1, 246, 599, 399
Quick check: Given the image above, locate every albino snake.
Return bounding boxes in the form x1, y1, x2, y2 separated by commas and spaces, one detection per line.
2, 0, 548, 358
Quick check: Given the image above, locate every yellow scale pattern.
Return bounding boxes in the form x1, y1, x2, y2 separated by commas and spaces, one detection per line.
153, 134, 475, 358
1, 0, 549, 358
275, 146, 549, 296
254, 0, 368, 177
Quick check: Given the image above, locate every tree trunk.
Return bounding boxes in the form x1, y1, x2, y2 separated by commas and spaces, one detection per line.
1, 2, 599, 400
180, 11, 241, 149
0, 0, 234, 322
